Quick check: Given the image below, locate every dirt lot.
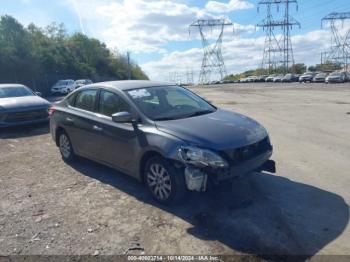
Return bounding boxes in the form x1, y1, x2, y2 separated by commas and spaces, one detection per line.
0, 82, 349, 258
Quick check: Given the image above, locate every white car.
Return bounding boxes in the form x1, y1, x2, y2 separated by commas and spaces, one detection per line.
51, 80, 77, 95
75, 79, 93, 88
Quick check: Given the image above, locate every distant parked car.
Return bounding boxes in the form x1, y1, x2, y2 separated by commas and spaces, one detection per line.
0, 84, 50, 127
299, 72, 316, 83
51, 80, 77, 95
282, 74, 299, 82
257, 75, 268, 82
265, 74, 277, 82
313, 72, 328, 83
244, 76, 254, 83
325, 72, 347, 83
75, 79, 93, 88
273, 75, 284, 82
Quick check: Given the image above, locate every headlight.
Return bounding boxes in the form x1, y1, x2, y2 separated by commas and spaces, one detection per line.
178, 146, 228, 168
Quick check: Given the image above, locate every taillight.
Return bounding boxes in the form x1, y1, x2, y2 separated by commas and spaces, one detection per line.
48, 106, 56, 116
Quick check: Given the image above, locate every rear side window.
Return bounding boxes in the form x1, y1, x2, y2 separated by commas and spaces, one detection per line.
98, 90, 130, 116
66, 93, 77, 106
74, 89, 98, 112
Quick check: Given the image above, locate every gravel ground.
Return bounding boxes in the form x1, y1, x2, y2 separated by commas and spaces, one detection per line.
0, 82, 349, 258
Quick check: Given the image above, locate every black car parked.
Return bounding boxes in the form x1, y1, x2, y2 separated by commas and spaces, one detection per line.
50, 81, 275, 204
282, 74, 299, 83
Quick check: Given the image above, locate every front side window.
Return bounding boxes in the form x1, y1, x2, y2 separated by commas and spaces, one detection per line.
74, 89, 97, 112
98, 90, 129, 116
126, 86, 215, 121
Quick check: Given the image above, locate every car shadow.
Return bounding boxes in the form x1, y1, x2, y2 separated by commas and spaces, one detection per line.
69, 158, 349, 260
0, 123, 49, 139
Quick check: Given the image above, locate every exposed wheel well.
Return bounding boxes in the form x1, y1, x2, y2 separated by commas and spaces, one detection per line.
139, 151, 163, 183
55, 127, 66, 146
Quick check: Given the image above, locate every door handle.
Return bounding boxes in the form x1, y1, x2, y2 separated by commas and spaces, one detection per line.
66, 117, 74, 122
93, 125, 103, 132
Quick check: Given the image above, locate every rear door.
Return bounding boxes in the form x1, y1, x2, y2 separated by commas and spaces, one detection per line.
64, 89, 102, 159
93, 90, 139, 176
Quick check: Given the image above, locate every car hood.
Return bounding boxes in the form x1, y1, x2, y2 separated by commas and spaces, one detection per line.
155, 109, 268, 150
0, 96, 51, 111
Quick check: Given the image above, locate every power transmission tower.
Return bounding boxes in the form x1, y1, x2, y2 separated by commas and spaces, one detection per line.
257, 2, 283, 73
257, 0, 300, 73
282, 0, 300, 72
321, 12, 350, 70
189, 19, 233, 84
186, 69, 194, 85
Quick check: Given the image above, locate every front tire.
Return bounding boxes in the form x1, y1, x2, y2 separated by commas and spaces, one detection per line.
145, 156, 186, 205
58, 131, 75, 162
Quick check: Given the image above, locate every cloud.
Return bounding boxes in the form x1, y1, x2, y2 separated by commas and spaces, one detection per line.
63, 0, 255, 53
205, 0, 254, 13
70, 0, 85, 34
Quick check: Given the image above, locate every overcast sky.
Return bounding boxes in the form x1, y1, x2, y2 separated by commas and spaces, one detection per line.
1, 0, 350, 81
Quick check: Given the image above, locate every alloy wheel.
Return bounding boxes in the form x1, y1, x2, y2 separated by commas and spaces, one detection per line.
59, 133, 71, 159
147, 163, 172, 200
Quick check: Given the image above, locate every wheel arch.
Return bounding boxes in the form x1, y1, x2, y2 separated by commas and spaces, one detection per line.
139, 150, 164, 184
55, 126, 66, 146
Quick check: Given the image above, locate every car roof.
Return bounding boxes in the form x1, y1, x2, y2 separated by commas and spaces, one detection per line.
0, 84, 26, 88
84, 80, 174, 91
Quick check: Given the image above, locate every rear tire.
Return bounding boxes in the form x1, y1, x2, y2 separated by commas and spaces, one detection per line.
145, 156, 187, 205
58, 131, 75, 162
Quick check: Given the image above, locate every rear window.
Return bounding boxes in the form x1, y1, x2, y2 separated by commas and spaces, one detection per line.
74, 89, 98, 112
0, 86, 34, 98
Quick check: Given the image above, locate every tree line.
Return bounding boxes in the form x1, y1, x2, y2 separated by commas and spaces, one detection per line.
0, 15, 148, 95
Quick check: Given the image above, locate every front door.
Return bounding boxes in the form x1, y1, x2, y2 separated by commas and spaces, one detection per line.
94, 90, 140, 176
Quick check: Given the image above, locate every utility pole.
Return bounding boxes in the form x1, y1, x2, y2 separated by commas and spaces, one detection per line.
127, 51, 131, 80
189, 19, 233, 85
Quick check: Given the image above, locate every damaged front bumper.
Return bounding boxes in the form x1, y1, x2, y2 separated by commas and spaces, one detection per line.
183, 150, 275, 192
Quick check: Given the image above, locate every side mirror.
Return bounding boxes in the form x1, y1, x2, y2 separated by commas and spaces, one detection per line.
112, 111, 133, 123
35, 92, 42, 97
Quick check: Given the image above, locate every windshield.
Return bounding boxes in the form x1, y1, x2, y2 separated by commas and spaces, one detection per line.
56, 80, 69, 86
76, 80, 88, 84
0, 86, 34, 98
303, 72, 314, 76
126, 86, 216, 121
330, 72, 341, 76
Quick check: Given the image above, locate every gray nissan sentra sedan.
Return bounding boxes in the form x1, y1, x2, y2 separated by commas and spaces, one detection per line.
50, 80, 275, 204
0, 84, 51, 127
